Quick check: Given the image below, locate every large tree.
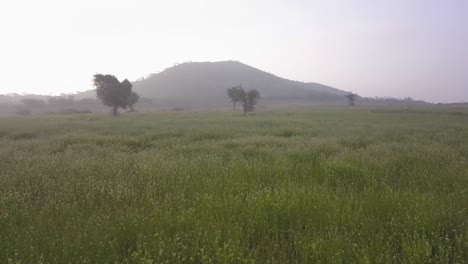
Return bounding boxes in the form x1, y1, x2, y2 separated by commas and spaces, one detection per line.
93, 74, 133, 116
227, 85, 260, 116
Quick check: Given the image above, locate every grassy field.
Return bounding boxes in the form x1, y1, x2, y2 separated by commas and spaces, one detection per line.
1, 107, 468, 263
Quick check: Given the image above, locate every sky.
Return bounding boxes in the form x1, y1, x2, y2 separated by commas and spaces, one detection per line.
0, 0, 467, 103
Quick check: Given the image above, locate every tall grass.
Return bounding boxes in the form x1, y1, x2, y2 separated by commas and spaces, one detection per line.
0, 107, 468, 263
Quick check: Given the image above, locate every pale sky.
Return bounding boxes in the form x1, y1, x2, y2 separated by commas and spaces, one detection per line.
0, 0, 467, 103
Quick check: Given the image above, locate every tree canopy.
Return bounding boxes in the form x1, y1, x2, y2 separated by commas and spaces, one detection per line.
227, 86, 242, 109
227, 85, 261, 116
93, 74, 138, 115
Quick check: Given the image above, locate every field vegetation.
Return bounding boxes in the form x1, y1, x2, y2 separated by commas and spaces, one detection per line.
0, 107, 468, 263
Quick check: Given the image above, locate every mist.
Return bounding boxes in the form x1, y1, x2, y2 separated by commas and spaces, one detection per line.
0, 0, 467, 103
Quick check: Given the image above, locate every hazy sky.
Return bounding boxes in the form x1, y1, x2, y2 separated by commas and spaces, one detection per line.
1, 0, 467, 102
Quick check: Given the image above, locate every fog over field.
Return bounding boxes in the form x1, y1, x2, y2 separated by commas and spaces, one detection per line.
0, 0, 467, 103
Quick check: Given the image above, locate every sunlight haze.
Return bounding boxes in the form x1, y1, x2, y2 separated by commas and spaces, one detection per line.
0, 0, 467, 103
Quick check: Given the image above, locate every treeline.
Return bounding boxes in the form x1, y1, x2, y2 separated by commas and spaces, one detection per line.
0, 93, 432, 117
0, 95, 154, 116
259, 93, 431, 106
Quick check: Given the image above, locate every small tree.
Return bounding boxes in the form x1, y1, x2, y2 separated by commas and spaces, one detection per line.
228, 85, 260, 116
127, 92, 140, 112
227, 86, 241, 110
93, 74, 132, 116
246, 89, 260, 112
346, 93, 357, 106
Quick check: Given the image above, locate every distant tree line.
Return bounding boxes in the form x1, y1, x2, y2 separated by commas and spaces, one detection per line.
7, 93, 151, 116
2, 72, 434, 117
15, 97, 96, 116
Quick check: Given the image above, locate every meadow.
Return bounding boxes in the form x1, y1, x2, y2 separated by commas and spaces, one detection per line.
0, 107, 468, 263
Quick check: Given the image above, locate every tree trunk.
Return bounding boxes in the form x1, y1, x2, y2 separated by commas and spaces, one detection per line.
233, 102, 236, 110
112, 106, 118, 116
241, 104, 247, 116
129, 106, 135, 112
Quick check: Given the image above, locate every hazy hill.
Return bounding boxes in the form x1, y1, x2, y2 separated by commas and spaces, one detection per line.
3, 61, 434, 110
132, 61, 347, 104
76, 61, 349, 106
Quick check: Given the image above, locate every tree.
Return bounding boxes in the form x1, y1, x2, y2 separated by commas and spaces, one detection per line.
227, 85, 260, 116
227, 86, 241, 110
127, 92, 140, 112
246, 90, 260, 112
346, 93, 357, 106
93, 74, 132, 116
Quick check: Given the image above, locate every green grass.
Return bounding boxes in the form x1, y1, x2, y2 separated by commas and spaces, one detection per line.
1, 107, 468, 263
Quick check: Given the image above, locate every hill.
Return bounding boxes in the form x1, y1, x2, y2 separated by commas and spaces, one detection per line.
131, 61, 348, 105
76, 61, 349, 106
